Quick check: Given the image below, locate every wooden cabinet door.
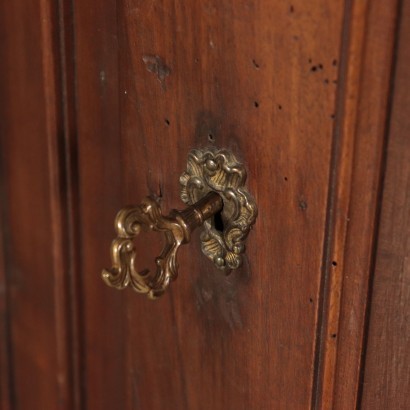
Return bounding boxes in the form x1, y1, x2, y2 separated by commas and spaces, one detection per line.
1, 0, 408, 409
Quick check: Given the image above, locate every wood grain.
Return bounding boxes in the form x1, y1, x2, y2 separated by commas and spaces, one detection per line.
361, 0, 410, 407
74, 0, 345, 408
0, 0, 78, 408
312, 0, 399, 408
74, 0, 128, 408
330, 1, 399, 408
0, 179, 11, 410
0, 0, 403, 408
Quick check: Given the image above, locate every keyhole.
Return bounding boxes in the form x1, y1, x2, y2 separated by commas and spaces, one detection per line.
213, 210, 225, 232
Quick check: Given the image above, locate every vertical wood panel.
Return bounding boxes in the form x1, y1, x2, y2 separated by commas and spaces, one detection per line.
0, 0, 78, 408
75, 0, 346, 408
331, 1, 399, 407
122, 1, 343, 408
313, 0, 399, 408
0, 187, 11, 410
361, 0, 410, 407
0, 0, 403, 407
74, 0, 128, 409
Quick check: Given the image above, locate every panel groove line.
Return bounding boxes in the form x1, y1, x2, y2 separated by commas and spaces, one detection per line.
312, 0, 400, 408
56, 0, 85, 407
356, 0, 404, 407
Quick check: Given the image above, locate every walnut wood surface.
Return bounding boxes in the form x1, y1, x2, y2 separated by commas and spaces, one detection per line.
0, 0, 78, 408
0, 0, 404, 408
361, 0, 410, 408
0, 187, 10, 410
74, 1, 341, 409
313, 1, 399, 408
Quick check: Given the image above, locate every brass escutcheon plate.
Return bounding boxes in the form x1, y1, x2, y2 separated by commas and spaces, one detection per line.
180, 147, 257, 271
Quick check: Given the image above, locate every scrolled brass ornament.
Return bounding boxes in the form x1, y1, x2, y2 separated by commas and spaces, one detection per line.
102, 147, 257, 298
180, 148, 258, 270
